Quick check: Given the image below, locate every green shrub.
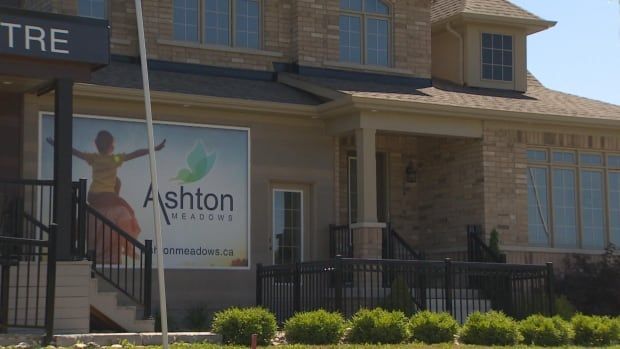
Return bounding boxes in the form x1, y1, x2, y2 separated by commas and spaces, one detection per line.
518, 315, 573, 346
555, 295, 577, 321
284, 310, 345, 344
409, 311, 458, 344
571, 314, 620, 346
380, 276, 417, 316
459, 311, 521, 346
347, 308, 410, 344
211, 307, 277, 345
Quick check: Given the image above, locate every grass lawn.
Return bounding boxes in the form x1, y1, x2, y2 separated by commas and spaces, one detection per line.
160, 344, 620, 349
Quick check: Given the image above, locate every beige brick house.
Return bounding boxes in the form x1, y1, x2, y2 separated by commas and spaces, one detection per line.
1, 0, 619, 332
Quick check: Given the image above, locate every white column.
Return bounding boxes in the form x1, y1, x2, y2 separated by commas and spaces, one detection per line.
355, 128, 378, 224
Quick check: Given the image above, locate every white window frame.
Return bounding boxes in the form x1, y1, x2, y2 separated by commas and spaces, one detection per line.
271, 188, 304, 265
173, 0, 262, 49
480, 32, 514, 82
339, 0, 392, 67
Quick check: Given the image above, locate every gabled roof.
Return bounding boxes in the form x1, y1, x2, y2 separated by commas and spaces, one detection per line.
432, 0, 546, 24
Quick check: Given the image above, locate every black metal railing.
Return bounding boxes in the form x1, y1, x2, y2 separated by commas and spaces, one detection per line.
382, 224, 424, 260
329, 224, 353, 258
0, 226, 57, 343
82, 205, 153, 319
257, 257, 554, 323
0, 179, 55, 240
467, 225, 506, 263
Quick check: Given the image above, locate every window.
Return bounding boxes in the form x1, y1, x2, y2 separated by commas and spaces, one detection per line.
481, 33, 513, 82
78, 0, 107, 19
173, 0, 260, 49
339, 0, 390, 66
273, 190, 303, 265
527, 149, 620, 249
527, 167, 549, 246
552, 169, 577, 247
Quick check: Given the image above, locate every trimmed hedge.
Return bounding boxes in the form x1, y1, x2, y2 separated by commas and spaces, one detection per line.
211, 307, 277, 346
284, 310, 346, 344
571, 314, 620, 346
459, 311, 521, 346
409, 311, 459, 344
519, 315, 573, 346
347, 308, 410, 344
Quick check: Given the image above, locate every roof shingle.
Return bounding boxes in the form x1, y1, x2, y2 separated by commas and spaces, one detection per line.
431, 0, 544, 23
297, 73, 620, 122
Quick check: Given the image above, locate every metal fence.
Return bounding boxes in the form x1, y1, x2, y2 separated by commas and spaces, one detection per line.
0, 227, 56, 343
257, 257, 554, 323
467, 224, 507, 263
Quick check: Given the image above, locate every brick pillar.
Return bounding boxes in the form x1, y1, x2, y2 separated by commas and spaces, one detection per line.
351, 225, 384, 259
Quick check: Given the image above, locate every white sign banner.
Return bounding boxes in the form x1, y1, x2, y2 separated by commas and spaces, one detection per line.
40, 114, 250, 269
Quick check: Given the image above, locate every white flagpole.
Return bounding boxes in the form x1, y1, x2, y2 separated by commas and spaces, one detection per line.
133, 0, 169, 348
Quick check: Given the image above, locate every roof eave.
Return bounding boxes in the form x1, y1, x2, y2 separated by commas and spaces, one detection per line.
432, 13, 556, 34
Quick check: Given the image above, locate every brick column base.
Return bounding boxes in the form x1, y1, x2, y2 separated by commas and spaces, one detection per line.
351, 225, 384, 259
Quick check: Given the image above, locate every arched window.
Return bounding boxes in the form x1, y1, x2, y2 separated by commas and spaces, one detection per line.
173, 0, 260, 49
339, 0, 390, 66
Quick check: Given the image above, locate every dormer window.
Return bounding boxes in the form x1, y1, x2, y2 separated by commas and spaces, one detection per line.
481, 33, 513, 82
339, 0, 391, 66
173, 0, 260, 49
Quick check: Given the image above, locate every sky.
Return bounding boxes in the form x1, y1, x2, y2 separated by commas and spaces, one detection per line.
510, 0, 620, 106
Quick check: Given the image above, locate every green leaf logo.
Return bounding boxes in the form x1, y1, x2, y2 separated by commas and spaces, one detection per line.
171, 141, 216, 184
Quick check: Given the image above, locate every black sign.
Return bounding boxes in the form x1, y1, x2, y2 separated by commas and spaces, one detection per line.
0, 7, 109, 66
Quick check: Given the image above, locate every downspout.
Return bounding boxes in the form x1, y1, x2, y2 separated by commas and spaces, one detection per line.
446, 21, 464, 86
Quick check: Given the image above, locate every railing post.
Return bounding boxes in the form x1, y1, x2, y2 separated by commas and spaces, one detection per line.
0, 260, 10, 334
444, 258, 453, 316
545, 262, 555, 316
334, 255, 343, 314
143, 240, 153, 319
77, 179, 87, 259
293, 263, 301, 313
44, 224, 58, 345
256, 263, 263, 306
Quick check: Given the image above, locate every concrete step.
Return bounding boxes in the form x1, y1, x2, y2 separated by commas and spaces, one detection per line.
89, 277, 155, 333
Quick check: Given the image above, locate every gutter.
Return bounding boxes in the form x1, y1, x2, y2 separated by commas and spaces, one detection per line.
446, 21, 464, 86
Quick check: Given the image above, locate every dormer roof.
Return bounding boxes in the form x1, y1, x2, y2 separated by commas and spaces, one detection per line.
431, 0, 556, 33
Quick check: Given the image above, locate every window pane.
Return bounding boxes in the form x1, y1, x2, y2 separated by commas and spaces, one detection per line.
482, 64, 492, 80
482, 49, 492, 64
340, 0, 362, 11
234, 0, 259, 48
503, 67, 513, 82
553, 169, 577, 247
339, 15, 362, 64
349, 158, 358, 224
503, 35, 513, 50
366, 18, 388, 66
528, 167, 550, 246
78, 0, 106, 19
608, 172, 620, 245
173, 0, 199, 42
552, 151, 576, 164
273, 190, 303, 265
205, 0, 230, 45
580, 170, 605, 249
580, 153, 603, 166
365, 0, 389, 14
609, 155, 620, 168
482, 33, 492, 48
527, 149, 547, 162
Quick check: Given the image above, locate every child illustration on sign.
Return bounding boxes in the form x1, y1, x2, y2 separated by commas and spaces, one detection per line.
47, 131, 165, 263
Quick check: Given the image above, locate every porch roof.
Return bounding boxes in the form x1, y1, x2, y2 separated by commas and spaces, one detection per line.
289, 73, 620, 124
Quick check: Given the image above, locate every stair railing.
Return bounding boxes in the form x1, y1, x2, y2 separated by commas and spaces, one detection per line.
73, 179, 153, 319
466, 224, 506, 263
383, 223, 424, 260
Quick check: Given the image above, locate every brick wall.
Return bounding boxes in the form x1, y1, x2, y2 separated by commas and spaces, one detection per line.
417, 136, 484, 250
337, 133, 483, 251
47, 0, 431, 77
